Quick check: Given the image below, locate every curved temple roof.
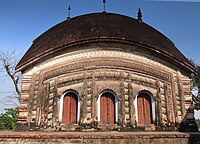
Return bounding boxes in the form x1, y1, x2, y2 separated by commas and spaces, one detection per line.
16, 13, 196, 73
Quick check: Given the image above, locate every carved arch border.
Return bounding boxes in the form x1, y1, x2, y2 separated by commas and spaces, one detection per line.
134, 90, 156, 125
97, 89, 119, 124
59, 89, 81, 124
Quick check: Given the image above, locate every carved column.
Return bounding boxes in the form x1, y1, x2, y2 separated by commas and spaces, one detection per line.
40, 82, 47, 127
16, 75, 32, 130
27, 74, 36, 125
46, 79, 57, 127
83, 72, 93, 124
86, 81, 93, 123
120, 81, 125, 126
44, 82, 50, 127
164, 82, 170, 125
128, 78, 134, 126
182, 78, 194, 123
182, 77, 197, 130
28, 73, 40, 129
171, 72, 178, 124
124, 81, 130, 125
166, 83, 175, 125
91, 77, 96, 124
131, 84, 137, 127
52, 78, 58, 127
81, 80, 87, 123
35, 73, 44, 127
155, 80, 162, 126
177, 71, 186, 119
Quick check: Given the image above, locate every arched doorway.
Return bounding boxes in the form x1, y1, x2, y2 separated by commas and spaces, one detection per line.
62, 92, 78, 125
137, 93, 152, 125
100, 92, 116, 125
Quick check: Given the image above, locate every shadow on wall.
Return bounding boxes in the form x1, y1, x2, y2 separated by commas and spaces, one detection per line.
178, 103, 198, 132
178, 103, 199, 144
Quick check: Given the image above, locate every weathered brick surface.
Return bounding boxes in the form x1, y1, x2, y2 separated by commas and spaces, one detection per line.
0, 132, 200, 144
17, 46, 198, 131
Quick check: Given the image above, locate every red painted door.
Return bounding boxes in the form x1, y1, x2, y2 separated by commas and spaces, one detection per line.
100, 92, 115, 124
137, 93, 152, 125
62, 92, 77, 125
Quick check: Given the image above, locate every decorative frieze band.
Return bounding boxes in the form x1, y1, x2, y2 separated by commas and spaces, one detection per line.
56, 70, 159, 90
43, 58, 170, 82
27, 50, 173, 75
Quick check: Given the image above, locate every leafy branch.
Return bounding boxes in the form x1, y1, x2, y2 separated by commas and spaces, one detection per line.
190, 59, 200, 110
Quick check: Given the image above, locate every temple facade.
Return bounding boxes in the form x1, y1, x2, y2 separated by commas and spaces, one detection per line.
15, 13, 197, 131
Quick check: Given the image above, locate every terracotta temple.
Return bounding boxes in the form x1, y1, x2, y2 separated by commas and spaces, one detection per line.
15, 12, 198, 131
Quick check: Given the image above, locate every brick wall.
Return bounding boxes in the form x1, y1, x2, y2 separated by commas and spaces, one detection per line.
0, 132, 200, 144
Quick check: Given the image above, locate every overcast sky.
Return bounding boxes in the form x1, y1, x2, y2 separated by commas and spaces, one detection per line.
0, 0, 200, 117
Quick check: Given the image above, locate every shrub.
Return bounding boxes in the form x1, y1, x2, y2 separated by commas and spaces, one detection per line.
0, 108, 18, 130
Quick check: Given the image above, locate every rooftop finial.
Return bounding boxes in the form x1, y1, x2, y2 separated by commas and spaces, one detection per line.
67, 0, 71, 20
67, 5, 71, 20
137, 8, 142, 22
103, 0, 106, 12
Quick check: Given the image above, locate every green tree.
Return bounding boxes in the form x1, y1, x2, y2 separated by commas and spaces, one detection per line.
191, 60, 200, 110
195, 119, 200, 130
0, 108, 18, 130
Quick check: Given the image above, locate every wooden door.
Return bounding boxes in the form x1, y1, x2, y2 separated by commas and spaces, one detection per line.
137, 93, 152, 125
100, 92, 115, 124
62, 92, 77, 125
